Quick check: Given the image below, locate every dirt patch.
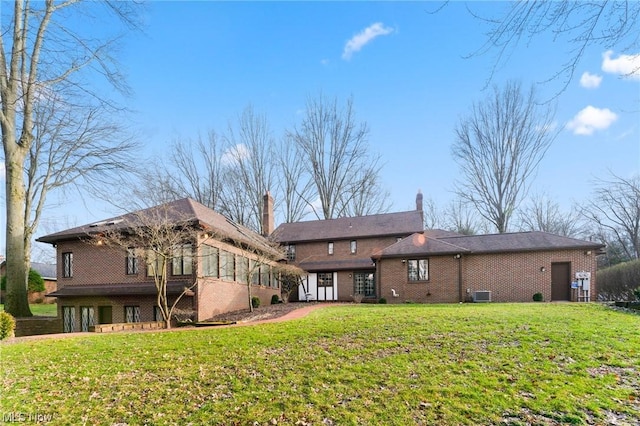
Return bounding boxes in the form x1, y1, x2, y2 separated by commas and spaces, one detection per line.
205, 302, 320, 323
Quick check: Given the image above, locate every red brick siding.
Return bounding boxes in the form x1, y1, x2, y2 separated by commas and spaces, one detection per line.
290, 236, 401, 302
292, 236, 400, 267
378, 249, 598, 303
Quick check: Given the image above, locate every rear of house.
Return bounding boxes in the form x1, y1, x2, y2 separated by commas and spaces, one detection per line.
272, 207, 424, 302
374, 231, 604, 303
37, 198, 282, 332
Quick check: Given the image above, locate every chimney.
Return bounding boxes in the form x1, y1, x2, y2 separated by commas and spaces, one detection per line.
262, 191, 274, 236
416, 190, 423, 211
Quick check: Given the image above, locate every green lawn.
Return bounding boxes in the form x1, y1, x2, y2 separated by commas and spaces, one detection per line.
1, 304, 639, 425
0, 303, 57, 316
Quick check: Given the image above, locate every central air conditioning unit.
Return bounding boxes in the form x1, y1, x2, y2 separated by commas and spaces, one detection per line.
473, 290, 492, 302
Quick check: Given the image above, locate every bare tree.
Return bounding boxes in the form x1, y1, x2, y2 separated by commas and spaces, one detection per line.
517, 193, 585, 237
288, 94, 386, 219
443, 200, 484, 236
421, 196, 446, 230
1, 1, 140, 316
276, 263, 306, 303
340, 166, 391, 217
275, 137, 314, 223
586, 172, 640, 260
90, 205, 203, 329
452, 81, 558, 233
220, 106, 277, 234
467, 1, 640, 95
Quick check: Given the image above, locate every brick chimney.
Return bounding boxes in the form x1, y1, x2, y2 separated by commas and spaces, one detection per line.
262, 191, 274, 236
416, 190, 423, 211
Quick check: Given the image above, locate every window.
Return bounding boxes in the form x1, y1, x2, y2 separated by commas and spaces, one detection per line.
220, 250, 235, 281
153, 306, 163, 322
81, 306, 95, 332
125, 306, 141, 323
63, 306, 75, 333
396, 237, 403, 243
318, 272, 333, 287
286, 244, 296, 261
250, 260, 260, 285
350, 240, 357, 254
260, 265, 270, 287
354, 272, 376, 298
237, 256, 249, 284
126, 248, 138, 275
328, 242, 334, 255
408, 259, 429, 281
62, 252, 73, 278
202, 245, 219, 277
146, 249, 164, 277
172, 244, 193, 275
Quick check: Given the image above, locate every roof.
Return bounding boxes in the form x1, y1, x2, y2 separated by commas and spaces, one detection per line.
46, 282, 191, 298
36, 198, 279, 257
298, 258, 376, 272
376, 231, 605, 258
0, 261, 57, 280
271, 210, 424, 243
31, 262, 57, 280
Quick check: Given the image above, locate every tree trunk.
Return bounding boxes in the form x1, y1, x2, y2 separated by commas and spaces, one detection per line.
4, 148, 33, 317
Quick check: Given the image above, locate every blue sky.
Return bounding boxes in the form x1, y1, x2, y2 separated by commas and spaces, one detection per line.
2, 1, 639, 258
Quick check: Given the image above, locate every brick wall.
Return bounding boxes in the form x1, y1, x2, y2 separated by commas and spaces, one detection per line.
378, 249, 598, 303
14, 317, 62, 337
293, 236, 400, 266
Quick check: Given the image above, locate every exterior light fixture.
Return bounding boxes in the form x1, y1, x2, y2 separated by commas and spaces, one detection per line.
540, 266, 546, 272
585, 250, 592, 255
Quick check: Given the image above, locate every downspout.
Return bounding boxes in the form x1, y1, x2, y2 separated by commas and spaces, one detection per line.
456, 254, 463, 302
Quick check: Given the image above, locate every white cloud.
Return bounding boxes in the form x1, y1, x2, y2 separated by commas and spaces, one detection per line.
221, 143, 250, 165
342, 22, 393, 61
579, 71, 602, 89
566, 106, 618, 136
602, 50, 640, 80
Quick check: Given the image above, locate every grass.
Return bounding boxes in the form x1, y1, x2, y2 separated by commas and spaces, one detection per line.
1, 303, 639, 425
0, 303, 57, 316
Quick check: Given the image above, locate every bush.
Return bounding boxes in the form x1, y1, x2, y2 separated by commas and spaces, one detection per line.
533, 292, 544, 302
251, 296, 261, 309
378, 297, 387, 304
0, 268, 45, 292
270, 294, 280, 305
597, 259, 640, 301
0, 312, 16, 340
635, 287, 640, 301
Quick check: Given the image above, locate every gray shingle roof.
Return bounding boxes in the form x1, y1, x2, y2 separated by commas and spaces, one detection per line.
37, 198, 279, 256
376, 231, 605, 258
31, 262, 57, 280
272, 210, 424, 243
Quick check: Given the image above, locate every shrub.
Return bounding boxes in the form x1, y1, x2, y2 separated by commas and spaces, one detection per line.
270, 294, 280, 305
597, 259, 640, 301
635, 287, 640, 301
533, 292, 544, 302
378, 297, 387, 304
0, 268, 45, 292
251, 296, 261, 309
28, 269, 45, 293
0, 312, 16, 340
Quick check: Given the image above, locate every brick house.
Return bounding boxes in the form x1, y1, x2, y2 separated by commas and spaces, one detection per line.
272, 192, 604, 304
271, 195, 425, 302
373, 230, 605, 303
37, 198, 282, 332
